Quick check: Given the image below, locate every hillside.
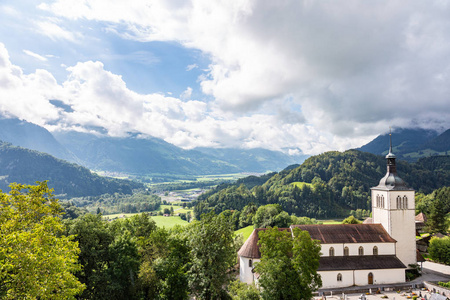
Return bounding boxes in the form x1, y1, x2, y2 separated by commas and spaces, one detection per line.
0, 116, 76, 162
194, 147, 307, 173
0, 141, 143, 197
357, 128, 450, 161
194, 150, 450, 219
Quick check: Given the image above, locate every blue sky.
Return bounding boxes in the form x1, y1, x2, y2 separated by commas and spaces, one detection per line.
0, 0, 449, 155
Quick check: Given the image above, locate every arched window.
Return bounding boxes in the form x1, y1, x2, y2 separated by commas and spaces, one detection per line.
329, 247, 335, 257
373, 246, 378, 255
358, 246, 364, 256
344, 247, 349, 256
249, 259, 252, 268
397, 196, 402, 209
381, 195, 384, 208
376, 195, 380, 207
403, 196, 408, 209
337, 273, 342, 282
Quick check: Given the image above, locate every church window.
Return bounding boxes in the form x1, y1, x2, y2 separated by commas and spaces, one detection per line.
373, 246, 378, 255
329, 247, 335, 257
358, 246, 364, 256
381, 195, 385, 208
403, 196, 408, 209
344, 247, 349, 256
337, 273, 342, 282
376, 195, 380, 207
397, 196, 401, 209
249, 259, 252, 268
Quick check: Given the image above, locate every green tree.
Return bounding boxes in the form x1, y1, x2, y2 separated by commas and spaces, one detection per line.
427, 187, 450, 233
187, 212, 236, 299
228, 279, 260, 300
0, 182, 85, 299
254, 227, 321, 300
428, 236, 450, 265
342, 215, 362, 224
253, 204, 292, 228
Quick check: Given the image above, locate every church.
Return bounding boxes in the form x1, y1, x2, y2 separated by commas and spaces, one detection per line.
238, 139, 417, 288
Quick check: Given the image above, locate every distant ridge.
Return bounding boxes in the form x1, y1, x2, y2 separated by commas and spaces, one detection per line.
357, 128, 449, 161
0, 116, 76, 162
0, 141, 142, 197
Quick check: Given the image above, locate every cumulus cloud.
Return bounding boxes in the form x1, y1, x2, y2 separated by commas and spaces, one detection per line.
40, 0, 450, 139
0, 42, 344, 154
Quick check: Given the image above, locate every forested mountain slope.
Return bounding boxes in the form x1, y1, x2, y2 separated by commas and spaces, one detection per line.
357, 128, 450, 161
0, 141, 143, 197
195, 150, 450, 219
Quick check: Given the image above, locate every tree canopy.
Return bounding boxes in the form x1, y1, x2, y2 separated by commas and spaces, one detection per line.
254, 227, 322, 300
0, 182, 85, 299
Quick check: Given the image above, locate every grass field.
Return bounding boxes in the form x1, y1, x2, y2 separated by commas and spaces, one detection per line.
320, 219, 343, 224
235, 225, 254, 240
151, 216, 189, 228
290, 181, 313, 189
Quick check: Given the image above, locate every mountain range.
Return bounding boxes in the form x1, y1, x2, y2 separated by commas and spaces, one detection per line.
357, 127, 450, 161
0, 116, 307, 176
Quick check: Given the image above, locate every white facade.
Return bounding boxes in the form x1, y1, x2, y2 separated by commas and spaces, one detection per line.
372, 189, 416, 267
319, 268, 405, 288
239, 256, 259, 284
321, 242, 396, 257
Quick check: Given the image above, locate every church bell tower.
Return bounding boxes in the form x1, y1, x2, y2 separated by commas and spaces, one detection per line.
371, 132, 416, 267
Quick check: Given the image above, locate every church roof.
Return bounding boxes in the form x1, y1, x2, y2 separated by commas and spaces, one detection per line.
291, 224, 396, 244
372, 133, 414, 191
372, 171, 414, 191
318, 255, 406, 271
237, 228, 291, 258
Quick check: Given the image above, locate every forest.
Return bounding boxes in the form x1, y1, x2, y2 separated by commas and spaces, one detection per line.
194, 151, 450, 220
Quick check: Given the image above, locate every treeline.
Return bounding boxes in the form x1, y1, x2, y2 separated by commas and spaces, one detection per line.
1, 181, 323, 299
69, 191, 162, 215
0, 141, 143, 197
195, 150, 450, 219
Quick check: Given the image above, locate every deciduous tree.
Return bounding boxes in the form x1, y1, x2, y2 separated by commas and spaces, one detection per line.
0, 182, 85, 299
254, 227, 321, 300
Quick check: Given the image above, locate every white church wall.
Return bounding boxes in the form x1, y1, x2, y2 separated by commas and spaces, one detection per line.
389, 191, 417, 267
354, 269, 405, 286
319, 270, 354, 288
239, 256, 259, 284
321, 243, 395, 257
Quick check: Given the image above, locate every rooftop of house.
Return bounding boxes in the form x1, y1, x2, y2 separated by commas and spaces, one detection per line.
238, 224, 397, 259
317, 255, 406, 271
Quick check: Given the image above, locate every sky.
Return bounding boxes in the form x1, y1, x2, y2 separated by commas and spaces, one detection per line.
0, 0, 449, 155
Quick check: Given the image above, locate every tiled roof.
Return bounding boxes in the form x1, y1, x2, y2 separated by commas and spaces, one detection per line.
318, 255, 406, 271
237, 228, 291, 258
290, 224, 396, 244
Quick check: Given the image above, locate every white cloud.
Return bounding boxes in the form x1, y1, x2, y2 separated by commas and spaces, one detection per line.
180, 87, 192, 100
36, 20, 79, 42
40, 0, 450, 143
23, 49, 48, 62
186, 63, 198, 71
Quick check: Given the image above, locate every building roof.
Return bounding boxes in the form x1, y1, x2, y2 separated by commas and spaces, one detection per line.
237, 228, 291, 258
363, 217, 373, 224
415, 212, 427, 223
290, 224, 397, 244
372, 139, 414, 191
318, 255, 406, 271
